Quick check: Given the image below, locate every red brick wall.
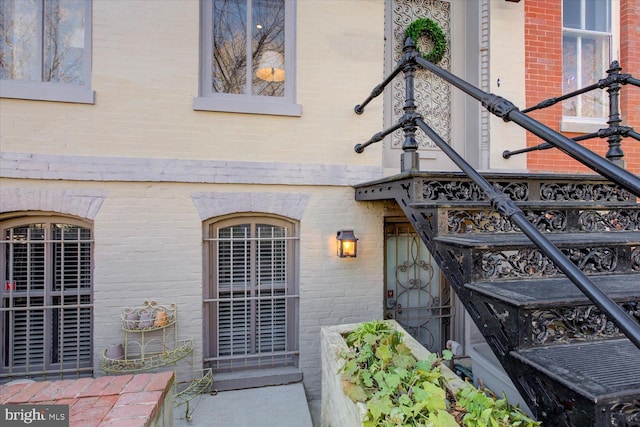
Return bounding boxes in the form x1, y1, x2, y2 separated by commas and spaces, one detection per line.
620, 0, 640, 172
524, 0, 640, 174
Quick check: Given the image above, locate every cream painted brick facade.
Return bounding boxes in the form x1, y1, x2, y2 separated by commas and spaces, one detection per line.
0, 178, 385, 400
0, 0, 385, 166
0, 1, 387, 400
1, 0, 526, 404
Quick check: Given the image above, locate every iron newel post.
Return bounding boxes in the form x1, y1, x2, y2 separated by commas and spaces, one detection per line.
606, 61, 624, 166
399, 39, 421, 172
353, 38, 423, 166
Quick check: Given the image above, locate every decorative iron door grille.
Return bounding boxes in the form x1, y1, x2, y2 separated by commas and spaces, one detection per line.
384, 222, 452, 353
204, 218, 299, 372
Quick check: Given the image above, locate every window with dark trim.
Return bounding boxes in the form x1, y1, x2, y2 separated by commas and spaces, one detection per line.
203, 215, 299, 373
0, 217, 93, 382
0, 0, 94, 104
194, 0, 301, 116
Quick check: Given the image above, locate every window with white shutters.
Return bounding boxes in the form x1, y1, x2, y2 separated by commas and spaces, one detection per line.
0, 217, 93, 382
203, 216, 298, 372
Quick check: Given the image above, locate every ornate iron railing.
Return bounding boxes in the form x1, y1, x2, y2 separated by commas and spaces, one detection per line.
354, 38, 640, 349
502, 60, 640, 163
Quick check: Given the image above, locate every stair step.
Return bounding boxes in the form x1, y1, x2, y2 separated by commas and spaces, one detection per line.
466, 274, 640, 309
436, 231, 640, 248
512, 339, 640, 401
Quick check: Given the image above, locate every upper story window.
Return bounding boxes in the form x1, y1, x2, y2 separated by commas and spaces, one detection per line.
193, 0, 301, 116
0, 0, 94, 104
562, 0, 612, 120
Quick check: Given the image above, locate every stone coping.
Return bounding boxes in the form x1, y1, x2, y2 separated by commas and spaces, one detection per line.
0, 372, 174, 427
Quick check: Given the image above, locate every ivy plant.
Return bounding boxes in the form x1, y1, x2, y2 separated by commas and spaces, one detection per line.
340, 320, 541, 427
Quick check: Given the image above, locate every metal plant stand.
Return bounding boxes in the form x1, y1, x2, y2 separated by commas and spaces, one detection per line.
101, 300, 213, 421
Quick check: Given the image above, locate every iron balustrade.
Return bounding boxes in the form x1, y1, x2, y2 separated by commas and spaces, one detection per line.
502, 61, 640, 162
354, 37, 640, 350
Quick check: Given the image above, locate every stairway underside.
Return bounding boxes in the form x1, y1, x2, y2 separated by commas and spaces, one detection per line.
355, 171, 640, 426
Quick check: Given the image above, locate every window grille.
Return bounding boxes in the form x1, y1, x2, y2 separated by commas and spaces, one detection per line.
0, 219, 93, 382
204, 217, 298, 372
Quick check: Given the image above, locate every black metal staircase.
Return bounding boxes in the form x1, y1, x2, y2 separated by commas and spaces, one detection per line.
353, 39, 640, 426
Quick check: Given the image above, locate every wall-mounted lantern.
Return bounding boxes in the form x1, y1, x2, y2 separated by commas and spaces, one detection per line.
336, 230, 358, 258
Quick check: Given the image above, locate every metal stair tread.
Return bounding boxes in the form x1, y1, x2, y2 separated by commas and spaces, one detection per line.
511, 339, 640, 401
465, 274, 640, 308
435, 231, 640, 247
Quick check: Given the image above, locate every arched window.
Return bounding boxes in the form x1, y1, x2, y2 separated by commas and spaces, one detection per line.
0, 216, 93, 382
203, 215, 299, 373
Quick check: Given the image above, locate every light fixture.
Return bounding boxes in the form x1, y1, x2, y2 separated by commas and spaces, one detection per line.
256, 50, 285, 82
336, 230, 358, 258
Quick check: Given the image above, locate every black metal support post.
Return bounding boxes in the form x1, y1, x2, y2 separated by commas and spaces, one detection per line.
354, 59, 407, 115
606, 61, 625, 165
415, 117, 640, 350
355, 123, 403, 154
399, 40, 420, 172
502, 142, 552, 159
503, 126, 640, 158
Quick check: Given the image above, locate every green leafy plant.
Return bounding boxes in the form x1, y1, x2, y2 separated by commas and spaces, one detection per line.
340, 321, 541, 427
405, 18, 447, 64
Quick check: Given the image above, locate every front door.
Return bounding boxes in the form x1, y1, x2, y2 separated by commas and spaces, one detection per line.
384, 221, 452, 353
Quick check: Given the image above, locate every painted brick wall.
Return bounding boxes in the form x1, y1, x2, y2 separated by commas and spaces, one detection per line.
0, 178, 384, 402
0, 0, 385, 168
524, 0, 640, 174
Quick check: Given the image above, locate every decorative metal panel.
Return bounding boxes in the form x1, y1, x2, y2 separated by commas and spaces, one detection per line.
390, 0, 451, 149
479, 247, 619, 280
448, 209, 567, 234
530, 301, 640, 345
422, 180, 529, 201
578, 209, 640, 231
540, 182, 631, 202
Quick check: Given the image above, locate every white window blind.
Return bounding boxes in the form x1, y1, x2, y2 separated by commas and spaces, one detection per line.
1, 219, 93, 382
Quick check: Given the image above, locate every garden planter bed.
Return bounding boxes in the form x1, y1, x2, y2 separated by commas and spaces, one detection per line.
321, 320, 538, 427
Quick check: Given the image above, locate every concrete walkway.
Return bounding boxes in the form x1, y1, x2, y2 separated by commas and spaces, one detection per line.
173, 383, 314, 427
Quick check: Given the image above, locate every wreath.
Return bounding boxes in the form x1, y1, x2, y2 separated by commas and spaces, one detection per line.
404, 17, 447, 64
